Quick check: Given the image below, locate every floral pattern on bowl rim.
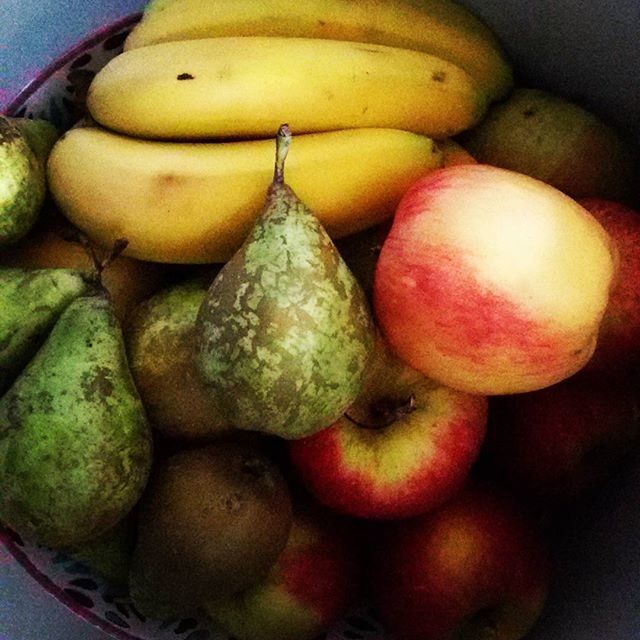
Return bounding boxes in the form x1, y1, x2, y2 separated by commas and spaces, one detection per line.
1, 16, 386, 640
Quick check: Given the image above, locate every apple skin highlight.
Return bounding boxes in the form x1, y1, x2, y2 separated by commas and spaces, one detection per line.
373, 164, 617, 395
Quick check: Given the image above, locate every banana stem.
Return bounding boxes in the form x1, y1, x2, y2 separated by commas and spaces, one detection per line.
273, 123, 292, 184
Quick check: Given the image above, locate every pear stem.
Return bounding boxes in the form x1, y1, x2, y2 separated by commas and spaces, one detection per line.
273, 124, 292, 184
65, 230, 128, 287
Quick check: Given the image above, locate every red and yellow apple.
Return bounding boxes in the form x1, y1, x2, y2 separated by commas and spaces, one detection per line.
483, 374, 640, 503
374, 164, 616, 395
205, 505, 362, 640
369, 484, 551, 640
289, 336, 487, 519
579, 198, 640, 376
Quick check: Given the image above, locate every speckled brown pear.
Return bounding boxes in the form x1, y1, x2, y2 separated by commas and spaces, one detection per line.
196, 125, 375, 439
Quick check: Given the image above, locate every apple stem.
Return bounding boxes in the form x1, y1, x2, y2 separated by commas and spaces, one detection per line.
344, 395, 417, 429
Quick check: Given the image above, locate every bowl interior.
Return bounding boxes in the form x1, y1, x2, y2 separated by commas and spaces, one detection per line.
2, 1, 639, 639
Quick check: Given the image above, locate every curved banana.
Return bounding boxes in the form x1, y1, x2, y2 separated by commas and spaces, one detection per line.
124, 0, 512, 102
47, 126, 443, 264
87, 37, 487, 140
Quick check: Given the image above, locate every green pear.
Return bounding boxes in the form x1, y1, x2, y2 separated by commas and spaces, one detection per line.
196, 126, 375, 439
126, 277, 233, 439
0, 293, 152, 548
10, 118, 59, 164
68, 514, 136, 585
0, 266, 88, 393
0, 116, 57, 246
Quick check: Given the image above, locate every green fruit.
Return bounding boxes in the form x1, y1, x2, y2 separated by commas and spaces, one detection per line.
460, 88, 638, 201
11, 118, 59, 165
0, 294, 152, 547
128, 440, 293, 619
68, 515, 136, 585
126, 278, 232, 439
196, 126, 375, 439
0, 116, 48, 246
0, 267, 88, 393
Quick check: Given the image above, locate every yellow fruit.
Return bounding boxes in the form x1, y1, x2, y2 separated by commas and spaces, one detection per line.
87, 37, 487, 140
124, 0, 512, 102
47, 126, 443, 264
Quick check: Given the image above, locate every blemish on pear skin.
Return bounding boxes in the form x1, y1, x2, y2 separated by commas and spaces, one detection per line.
432, 71, 447, 83
177, 73, 194, 81
81, 366, 115, 402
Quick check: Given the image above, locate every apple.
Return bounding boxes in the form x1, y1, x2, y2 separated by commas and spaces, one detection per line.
578, 198, 640, 376
205, 504, 362, 640
369, 484, 551, 640
373, 164, 616, 395
289, 335, 487, 519
482, 373, 640, 504
460, 88, 638, 202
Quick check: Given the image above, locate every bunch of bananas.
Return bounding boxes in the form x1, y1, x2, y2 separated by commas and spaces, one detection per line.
48, 0, 512, 263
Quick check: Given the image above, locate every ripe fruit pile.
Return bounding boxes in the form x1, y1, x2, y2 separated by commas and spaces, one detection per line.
1, 1, 639, 640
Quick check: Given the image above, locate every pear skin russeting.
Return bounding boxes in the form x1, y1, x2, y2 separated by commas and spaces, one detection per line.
196, 126, 375, 439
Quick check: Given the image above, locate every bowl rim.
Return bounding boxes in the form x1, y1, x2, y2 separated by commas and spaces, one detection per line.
3, 13, 141, 118
0, 526, 146, 640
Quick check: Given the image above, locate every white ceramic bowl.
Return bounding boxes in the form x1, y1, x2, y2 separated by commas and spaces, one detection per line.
1, 2, 639, 639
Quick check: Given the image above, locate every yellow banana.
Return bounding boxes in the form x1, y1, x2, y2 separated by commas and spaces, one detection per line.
47, 126, 443, 264
87, 37, 487, 140
123, 0, 512, 102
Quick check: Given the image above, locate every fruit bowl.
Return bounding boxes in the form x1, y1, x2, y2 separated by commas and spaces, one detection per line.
1, 1, 639, 640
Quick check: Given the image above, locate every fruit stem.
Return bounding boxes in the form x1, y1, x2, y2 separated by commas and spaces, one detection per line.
273, 123, 292, 185
65, 230, 128, 289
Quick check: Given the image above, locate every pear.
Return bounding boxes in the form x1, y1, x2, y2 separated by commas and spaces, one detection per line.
196, 126, 375, 439
10, 117, 59, 164
67, 514, 136, 586
0, 293, 152, 548
460, 88, 638, 202
0, 220, 164, 323
126, 277, 233, 439
0, 266, 88, 393
0, 116, 57, 246
128, 440, 293, 619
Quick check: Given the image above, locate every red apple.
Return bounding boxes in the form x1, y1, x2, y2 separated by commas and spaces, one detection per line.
483, 374, 640, 503
205, 504, 362, 640
579, 198, 640, 376
374, 164, 616, 395
369, 484, 551, 640
289, 336, 487, 519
